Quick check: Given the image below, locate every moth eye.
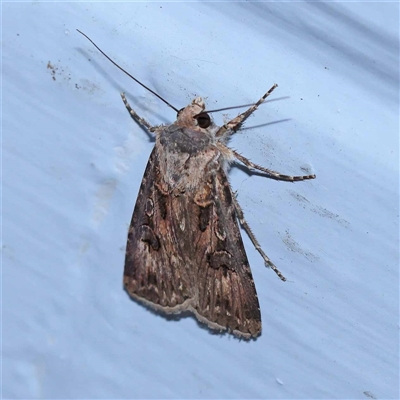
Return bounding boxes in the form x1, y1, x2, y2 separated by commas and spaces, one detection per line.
195, 113, 211, 129
177, 108, 185, 117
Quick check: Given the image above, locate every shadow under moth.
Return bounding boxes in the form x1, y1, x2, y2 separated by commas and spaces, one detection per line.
78, 30, 316, 339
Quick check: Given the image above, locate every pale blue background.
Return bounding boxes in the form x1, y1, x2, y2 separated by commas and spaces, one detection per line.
2, 1, 399, 399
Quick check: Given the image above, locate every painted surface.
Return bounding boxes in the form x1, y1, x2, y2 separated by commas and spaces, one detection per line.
3, 2, 398, 398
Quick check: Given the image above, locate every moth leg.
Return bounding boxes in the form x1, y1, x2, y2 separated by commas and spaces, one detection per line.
216, 84, 278, 138
232, 150, 316, 182
232, 194, 287, 282
121, 92, 159, 133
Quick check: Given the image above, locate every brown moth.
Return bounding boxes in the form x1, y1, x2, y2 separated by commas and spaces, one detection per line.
77, 30, 316, 338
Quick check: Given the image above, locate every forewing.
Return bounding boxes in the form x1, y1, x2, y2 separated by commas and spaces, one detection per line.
123, 148, 193, 312
190, 169, 262, 338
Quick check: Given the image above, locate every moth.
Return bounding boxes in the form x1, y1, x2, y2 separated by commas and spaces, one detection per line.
78, 30, 316, 338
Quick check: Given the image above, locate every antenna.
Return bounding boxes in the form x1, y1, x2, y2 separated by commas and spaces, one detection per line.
76, 29, 179, 113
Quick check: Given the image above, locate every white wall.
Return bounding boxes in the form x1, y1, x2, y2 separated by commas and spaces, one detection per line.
3, 1, 398, 398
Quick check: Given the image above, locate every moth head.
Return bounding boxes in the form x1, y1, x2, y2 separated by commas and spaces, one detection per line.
176, 97, 212, 130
